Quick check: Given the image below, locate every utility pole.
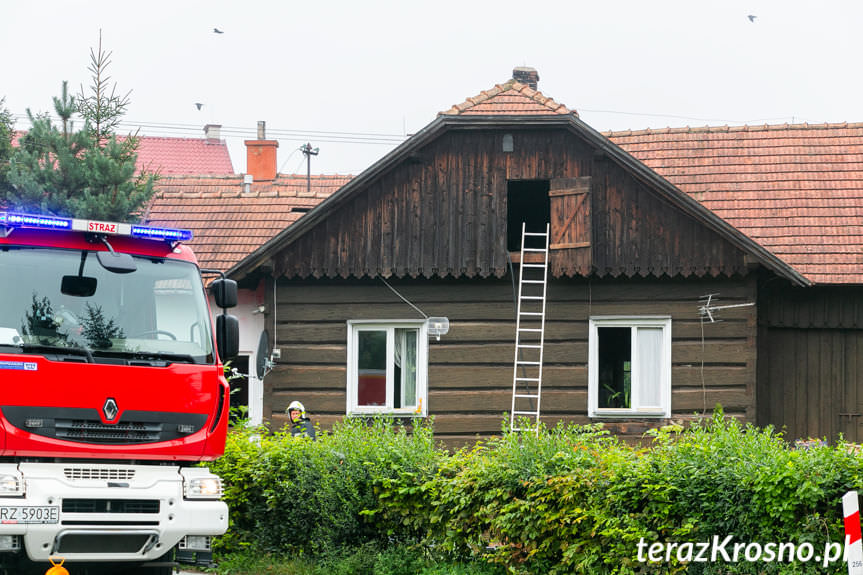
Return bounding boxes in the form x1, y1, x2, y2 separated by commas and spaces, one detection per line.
300, 143, 319, 196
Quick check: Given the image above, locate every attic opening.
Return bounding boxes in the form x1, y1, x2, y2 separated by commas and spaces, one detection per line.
507, 180, 550, 251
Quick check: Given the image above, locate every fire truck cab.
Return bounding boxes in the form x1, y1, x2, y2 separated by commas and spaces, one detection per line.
0, 211, 237, 574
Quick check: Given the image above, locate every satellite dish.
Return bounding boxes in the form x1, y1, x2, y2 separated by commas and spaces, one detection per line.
255, 330, 270, 379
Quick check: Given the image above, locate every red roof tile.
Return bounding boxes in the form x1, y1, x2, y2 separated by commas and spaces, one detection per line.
608, 123, 863, 285
440, 80, 576, 116
135, 137, 233, 175
12, 132, 233, 175
144, 174, 351, 271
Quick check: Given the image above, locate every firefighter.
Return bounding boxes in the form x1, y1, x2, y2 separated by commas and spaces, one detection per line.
286, 400, 316, 440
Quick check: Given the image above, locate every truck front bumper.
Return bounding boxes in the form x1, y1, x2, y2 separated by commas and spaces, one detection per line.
0, 462, 228, 563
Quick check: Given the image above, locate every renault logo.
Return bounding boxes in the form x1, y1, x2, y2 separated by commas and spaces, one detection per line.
103, 398, 119, 422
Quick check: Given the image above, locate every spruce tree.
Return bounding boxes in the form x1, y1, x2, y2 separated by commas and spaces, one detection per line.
4, 34, 155, 221
0, 97, 14, 194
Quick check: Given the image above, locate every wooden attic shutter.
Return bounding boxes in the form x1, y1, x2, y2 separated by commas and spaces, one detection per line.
549, 176, 591, 249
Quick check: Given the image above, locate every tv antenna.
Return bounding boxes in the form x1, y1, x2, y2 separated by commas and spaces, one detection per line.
698, 293, 755, 323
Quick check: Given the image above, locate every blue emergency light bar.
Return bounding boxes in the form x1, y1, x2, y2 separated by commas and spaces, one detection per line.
130, 225, 193, 242
0, 211, 193, 242
0, 212, 72, 230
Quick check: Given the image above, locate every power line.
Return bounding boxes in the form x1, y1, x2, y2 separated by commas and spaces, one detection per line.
11, 113, 408, 145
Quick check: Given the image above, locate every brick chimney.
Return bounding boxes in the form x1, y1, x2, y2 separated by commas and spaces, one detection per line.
203, 124, 222, 142
512, 66, 539, 90
245, 121, 279, 181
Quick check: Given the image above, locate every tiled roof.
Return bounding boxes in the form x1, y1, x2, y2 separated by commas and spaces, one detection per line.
144, 174, 351, 271
12, 132, 233, 175
135, 137, 233, 175
607, 123, 863, 285
440, 80, 576, 116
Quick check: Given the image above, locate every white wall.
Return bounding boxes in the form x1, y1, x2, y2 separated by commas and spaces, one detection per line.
208, 284, 266, 426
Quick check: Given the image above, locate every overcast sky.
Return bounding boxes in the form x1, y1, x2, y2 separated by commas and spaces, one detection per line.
3, 0, 862, 175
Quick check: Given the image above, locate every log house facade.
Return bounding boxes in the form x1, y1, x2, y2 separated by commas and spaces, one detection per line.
228, 70, 863, 444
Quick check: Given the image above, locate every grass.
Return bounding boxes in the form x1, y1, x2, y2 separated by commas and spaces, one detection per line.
192, 547, 505, 575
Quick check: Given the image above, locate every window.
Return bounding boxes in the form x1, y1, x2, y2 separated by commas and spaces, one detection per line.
347, 321, 428, 415
588, 317, 671, 417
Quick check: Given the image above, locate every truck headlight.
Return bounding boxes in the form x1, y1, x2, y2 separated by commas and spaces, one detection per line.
184, 476, 222, 500
0, 473, 24, 497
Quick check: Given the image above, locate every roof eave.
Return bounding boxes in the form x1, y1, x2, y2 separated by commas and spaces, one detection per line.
563, 115, 811, 287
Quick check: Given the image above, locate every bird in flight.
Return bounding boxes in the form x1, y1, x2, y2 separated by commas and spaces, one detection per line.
195, 103, 204, 111
747, 15, 757, 22
213, 27, 224, 34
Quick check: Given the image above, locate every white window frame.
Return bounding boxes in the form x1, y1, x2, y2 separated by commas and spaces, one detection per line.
588, 316, 671, 418
346, 320, 428, 416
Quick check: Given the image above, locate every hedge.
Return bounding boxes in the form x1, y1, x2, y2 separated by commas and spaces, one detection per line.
211, 413, 863, 574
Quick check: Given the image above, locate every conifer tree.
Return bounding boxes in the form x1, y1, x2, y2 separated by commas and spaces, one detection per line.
4, 33, 155, 221
0, 97, 13, 193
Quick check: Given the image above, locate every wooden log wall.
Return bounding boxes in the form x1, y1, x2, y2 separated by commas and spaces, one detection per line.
265, 275, 757, 444
273, 128, 749, 281
757, 285, 863, 442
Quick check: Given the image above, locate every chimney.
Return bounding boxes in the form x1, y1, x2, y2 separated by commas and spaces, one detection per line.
512, 66, 539, 90
245, 121, 279, 182
203, 124, 222, 141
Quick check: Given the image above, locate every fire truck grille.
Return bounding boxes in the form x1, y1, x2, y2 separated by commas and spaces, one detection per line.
62, 499, 160, 514
64, 467, 136, 481
1, 406, 208, 445
55, 419, 162, 443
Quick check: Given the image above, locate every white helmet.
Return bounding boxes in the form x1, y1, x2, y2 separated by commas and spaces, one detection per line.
286, 400, 305, 418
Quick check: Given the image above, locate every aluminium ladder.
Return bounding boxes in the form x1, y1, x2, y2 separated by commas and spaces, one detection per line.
510, 222, 550, 434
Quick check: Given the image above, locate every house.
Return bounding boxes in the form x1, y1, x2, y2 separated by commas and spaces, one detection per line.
144, 130, 349, 424
221, 66, 863, 445
606, 124, 863, 442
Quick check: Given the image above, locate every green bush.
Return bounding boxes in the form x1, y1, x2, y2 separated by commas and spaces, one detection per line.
211, 413, 863, 574
209, 416, 441, 555
372, 414, 863, 574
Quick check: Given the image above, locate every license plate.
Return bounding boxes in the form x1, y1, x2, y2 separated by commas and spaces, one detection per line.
0, 506, 59, 524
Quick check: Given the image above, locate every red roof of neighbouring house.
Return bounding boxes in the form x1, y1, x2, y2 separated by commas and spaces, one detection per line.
607, 123, 863, 285
144, 174, 351, 271
12, 131, 234, 175
440, 79, 576, 116
135, 136, 233, 175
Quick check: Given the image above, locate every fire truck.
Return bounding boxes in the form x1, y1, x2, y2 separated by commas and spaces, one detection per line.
0, 211, 238, 574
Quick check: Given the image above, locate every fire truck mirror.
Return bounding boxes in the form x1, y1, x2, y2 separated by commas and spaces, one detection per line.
216, 314, 239, 361
210, 278, 238, 309
96, 250, 137, 274
61, 275, 98, 297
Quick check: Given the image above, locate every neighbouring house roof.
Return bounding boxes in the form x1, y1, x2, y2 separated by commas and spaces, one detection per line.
136, 136, 233, 175
440, 79, 575, 116
144, 174, 350, 272
607, 123, 863, 285
12, 131, 234, 175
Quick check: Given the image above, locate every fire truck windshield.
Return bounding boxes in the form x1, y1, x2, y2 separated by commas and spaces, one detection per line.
0, 247, 215, 364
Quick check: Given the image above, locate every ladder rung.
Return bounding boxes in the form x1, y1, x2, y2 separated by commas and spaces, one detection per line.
513, 410, 539, 416
519, 328, 542, 332
517, 361, 541, 365
520, 312, 543, 316
522, 248, 547, 252
520, 296, 543, 300
522, 263, 546, 268
521, 280, 545, 284
511, 427, 538, 432
517, 344, 541, 349
515, 394, 540, 399
523, 232, 548, 237
516, 377, 541, 382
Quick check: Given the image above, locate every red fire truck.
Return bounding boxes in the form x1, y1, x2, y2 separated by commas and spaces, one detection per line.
0, 211, 238, 574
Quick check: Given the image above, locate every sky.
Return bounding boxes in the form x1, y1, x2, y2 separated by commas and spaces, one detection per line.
3, 0, 863, 175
